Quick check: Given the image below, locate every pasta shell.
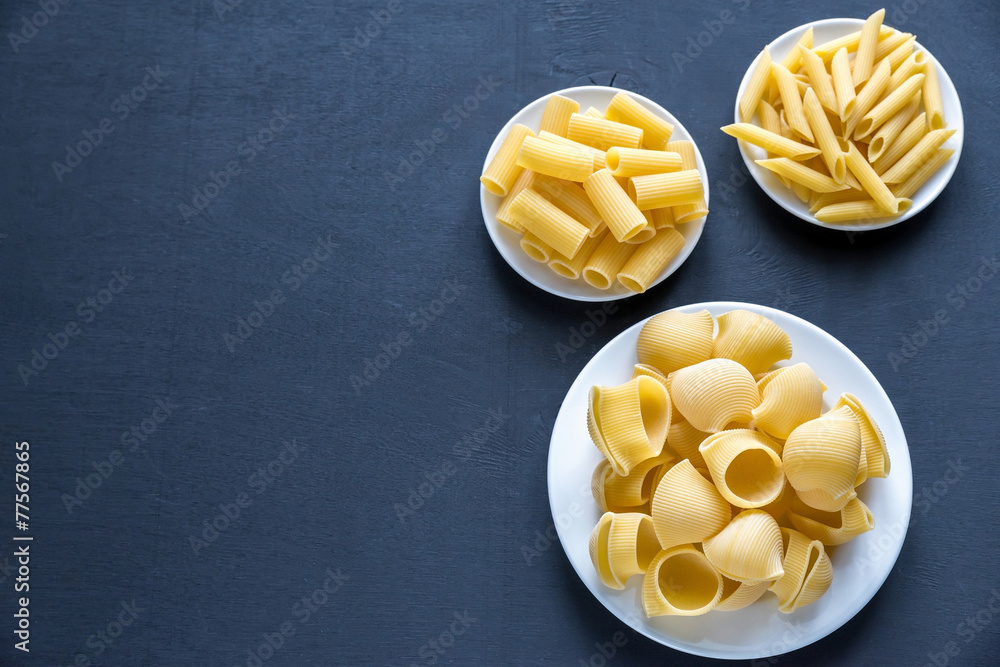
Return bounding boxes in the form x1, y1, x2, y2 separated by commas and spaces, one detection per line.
715, 576, 770, 612
789, 493, 875, 545
834, 393, 890, 480
712, 310, 793, 375
632, 363, 670, 390
666, 419, 710, 468
782, 405, 862, 511
699, 430, 785, 508
651, 459, 731, 549
769, 527, 833, 613
703, 509, 784, 583
642, 545, 724, 617
598, 451, 674, 510
589, 512, 661, 589
669, 358, 761, 432
759, 478, 795, 524
588, 376, 670, 476
752, 363, 824, 439
637, 310, 715, 375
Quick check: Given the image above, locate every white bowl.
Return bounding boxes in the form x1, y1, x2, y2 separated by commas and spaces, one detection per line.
548, 301, 912, 659
480, 86, 708, 302
733, 18, 964, 231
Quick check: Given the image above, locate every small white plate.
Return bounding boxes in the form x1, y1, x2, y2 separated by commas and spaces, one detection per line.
733, 18, 964, 231
480, 86, 708, 302
547, 301, 912, 660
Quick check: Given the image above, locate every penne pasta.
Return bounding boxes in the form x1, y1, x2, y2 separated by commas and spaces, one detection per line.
880, 128, 956, 183
628, 170, 704, 211
507, 187, 591, 258
799, 47, 837, 114
814, 198, 912, 224
516, 135, 593, 182
890, 148, 954, 199
480, 123, 534, 196
873, 30, 912, 63
582, 233, 637, 289
867, 93, 921, 164
854, 72, 925, 139
830, 48, 856, 121
772, 63, 813, 142
852, 8, 885, 86
538, 94, 580, 137
755, 158, 849, 193
844, 141, 899, 213
567, 113, 643, 151
808, 189, 870, 213
802, 88, 847, 183
721, 123, 821, 160
739, 46, 772, 122
617, 228, 686, 293
922, 61, 945, 130
872, 111, 928, 174
605, 147, 682, 178
889, 50, 926, 92
605, 91, 675, 150
880, 35, 915, 72
780, 28, 814, 73
758, 101, 792, 188
846, 58, 891, 139
583, 168, 648, 242
812, 24, 894, 61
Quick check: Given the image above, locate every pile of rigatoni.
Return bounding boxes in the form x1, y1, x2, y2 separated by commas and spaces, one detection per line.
723, 9, 954, 224
480, 91, 707, 293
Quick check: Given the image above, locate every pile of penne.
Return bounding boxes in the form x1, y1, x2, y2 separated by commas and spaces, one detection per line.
480, 91, 707, 293
723, 9, 954, 224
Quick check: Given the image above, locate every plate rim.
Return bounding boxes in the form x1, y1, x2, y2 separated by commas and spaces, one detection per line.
732, 17, 965, 231
480, 85, 709, 302
546, 300, 913, 659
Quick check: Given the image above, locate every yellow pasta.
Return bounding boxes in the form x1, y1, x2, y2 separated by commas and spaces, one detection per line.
667, 419, 710, 469
699, 429, 785, 508
628, 170, 704, 211
670, 358, 761, 433
480, 123, 534, 196
802, 89, 847, 184
519, 232, 554, 262
881, 34, 915, 72
582, 233, 637, 290
582, 169, 648, 243
713, 309, 793, 374
599, 452, 674, 511
854, 72, 925, 139
923, 59, 945, 130
788, 494, 875, 545
752, 363, 824, 439
637, 310, 715, 376
872, 30, 912, 63
589, 512, 662, 589
808, 189, 866, 213
831, 47, 856, 121
889, 50, 926, 92
605, 91, 675, 150
772, 63, 813, 142
567, 113, 643, 151
584, 106, 603, 118
779, 27, 814, 73
507, 187, 590, 258
632, 363, 669, 388
814, 198, 912, 224
703, 509, 784, 583
617, 228, 685, 294
516, 135, 593, 182
494, 168, 534, 232
538, 94, 580, 137
769, 527, 833, 613
532, 174, 604, 236
588, 376, 670, 476
642, 545, 724, 617
650, 207, 675, 229
755, 158, 848, 193
846, 58, 891, 139
834, 393, 889, 479
812, 25, 894, 61
799, 47, 837, 114
605, 147, 682, 178
721, 123, 821, 160
871, 111, 928, 174
845, 141, 899, 213
867, 93, 921, 164
538, 131, 607, 171
715, 577, 770, 612
782, 405, 862, 512
891, 148, 954, 199
548, 230, 605, 279
665, 140, 709, 223
740, 46, 773, 122
880, 128, 956, 184
651, 459, 731, 549
852, 8, 885, 86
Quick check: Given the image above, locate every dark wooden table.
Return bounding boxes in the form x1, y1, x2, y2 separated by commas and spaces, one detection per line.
2, 0, 998, 664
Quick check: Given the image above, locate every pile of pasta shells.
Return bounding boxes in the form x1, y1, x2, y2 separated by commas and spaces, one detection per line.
587, 309, 890, 617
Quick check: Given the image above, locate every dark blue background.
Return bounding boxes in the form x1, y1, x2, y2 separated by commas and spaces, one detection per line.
1, 0, 998, 665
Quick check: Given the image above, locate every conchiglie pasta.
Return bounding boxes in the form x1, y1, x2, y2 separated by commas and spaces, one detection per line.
642, 545, 724, 617
669, 359, 761, 433
588, 376, 670, 476
752, 363, 824, 439
703, 509, 785, 583
699, 429, 785, 508
782, 405, 862, 511
631, 363, 669, 390
715, 576, 770, 612
759, 478, 795, 524
597, 452, 674, 510
637, 310, 715, 376
768, 527, 833, 613
834, 393, 890, 480
589, 512, 661, 589
713, 310, 793, 374
651, 459, 731, 549
666, 419, 710, 469
788, 493, 875, 545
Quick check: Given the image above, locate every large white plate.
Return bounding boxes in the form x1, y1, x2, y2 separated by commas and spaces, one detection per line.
733, 18, 964, 231
547, 301, 912, 659
480, 86, 708, 302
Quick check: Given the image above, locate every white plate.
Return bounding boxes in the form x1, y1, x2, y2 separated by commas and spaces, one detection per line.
733, 18, 964, 231
480, 86, 708, 302
547, 301, 912, 659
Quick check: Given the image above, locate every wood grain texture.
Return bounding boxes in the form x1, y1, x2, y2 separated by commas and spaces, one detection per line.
1, 0, 999, 664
